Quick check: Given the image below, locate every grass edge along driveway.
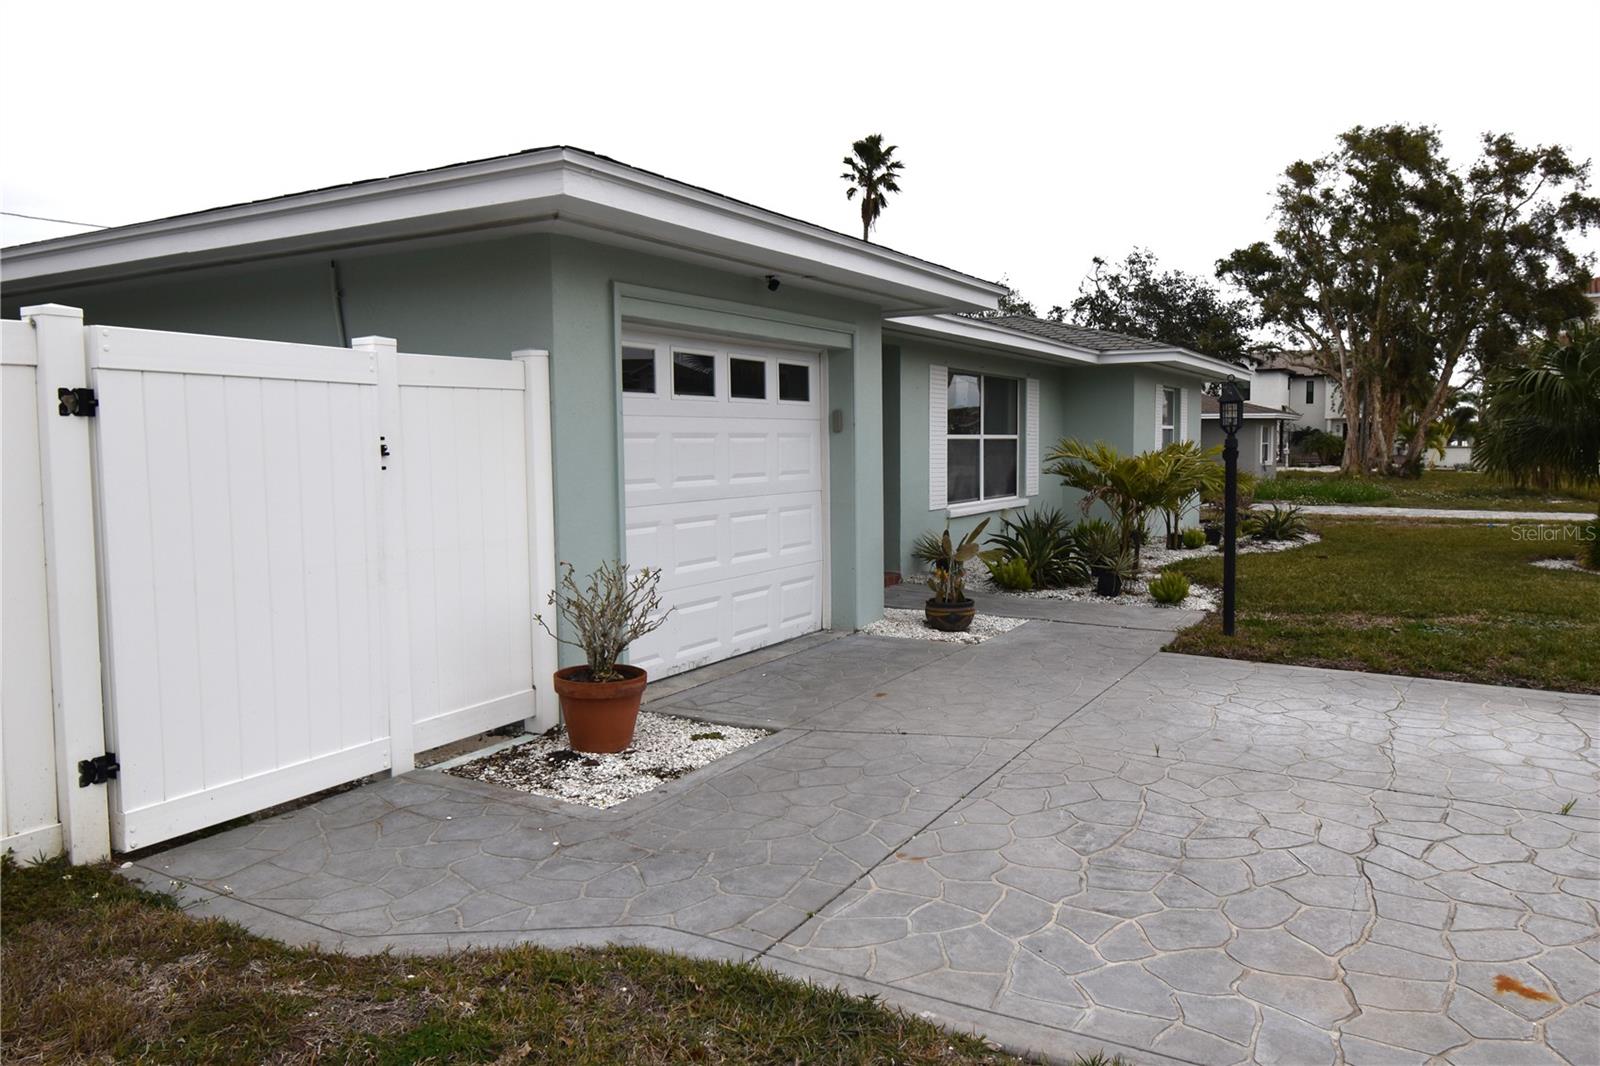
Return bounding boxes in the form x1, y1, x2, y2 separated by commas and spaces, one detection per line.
1165, 517, 1599, 694
0, 857, 1127, 1066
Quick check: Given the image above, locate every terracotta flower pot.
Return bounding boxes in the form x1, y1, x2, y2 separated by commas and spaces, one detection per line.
552, 664, 647, 753
924, 597, 976, 633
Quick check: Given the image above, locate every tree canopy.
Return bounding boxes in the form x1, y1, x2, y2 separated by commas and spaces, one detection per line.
1473, 323, 1600, 490
1218, 124, 1600, 475
1066, 249, 1259, 365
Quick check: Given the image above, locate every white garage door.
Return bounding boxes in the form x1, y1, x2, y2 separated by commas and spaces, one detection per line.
621, 328, 826, 678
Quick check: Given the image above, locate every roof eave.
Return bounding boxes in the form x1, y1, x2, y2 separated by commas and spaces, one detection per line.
885, 314, 1101, 365
1, 148, 1007, 314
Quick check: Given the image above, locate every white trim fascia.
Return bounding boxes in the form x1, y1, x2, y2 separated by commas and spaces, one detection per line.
2, 149, 1007, 314
1201, 411, 1293, 421
887, 315, 1099, 366
886, 314, 1249, 380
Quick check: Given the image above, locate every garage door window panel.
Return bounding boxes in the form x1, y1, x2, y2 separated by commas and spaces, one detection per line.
778, 362, 810, 403
730, 357, 766, 401
673, 351, 717, 397
621, 346, 657, 394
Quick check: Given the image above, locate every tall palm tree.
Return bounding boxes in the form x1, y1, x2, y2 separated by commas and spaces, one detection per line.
840, 134, 904, 242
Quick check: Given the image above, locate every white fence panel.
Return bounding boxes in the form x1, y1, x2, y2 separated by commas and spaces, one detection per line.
1, 321, 62, 859
89, 327, 390, 850
393, 353, 539, 751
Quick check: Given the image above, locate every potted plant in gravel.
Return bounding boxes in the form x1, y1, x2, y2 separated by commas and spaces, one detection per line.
911, 518, 1001, 632
1075, 518, 1137, 597
536, 560, 670, 754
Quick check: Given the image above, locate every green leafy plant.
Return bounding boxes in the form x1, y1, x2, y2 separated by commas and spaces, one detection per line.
1147, 571, 1191, 605
1475, 324, 1600, 492
1046, 439, 1155, 559
1242, 504, 1310, 542
1256, 474, 1392, 504
985, 555, 1034, 591
1181, 528, 1207, 549
1142, 442, 1224, 548
987, 508, 1089, 588
911, 518, 1001, 603
535, 561, 670, 682
1290, 429, 1348, 466
1072, 518, 1123, 569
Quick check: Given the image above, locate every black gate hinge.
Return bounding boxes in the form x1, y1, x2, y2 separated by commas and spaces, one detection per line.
58, 387, 98, 417
78, 753, 120, 787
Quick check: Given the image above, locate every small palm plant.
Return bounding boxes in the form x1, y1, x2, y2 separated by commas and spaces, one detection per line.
911, 518, 1000, 603
840, 134, 905, 241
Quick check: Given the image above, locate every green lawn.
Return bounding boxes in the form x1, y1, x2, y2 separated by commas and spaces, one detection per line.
1255, 468, 1600, 513
0, 858, 1054, 1066
1165, 519, 1600, 693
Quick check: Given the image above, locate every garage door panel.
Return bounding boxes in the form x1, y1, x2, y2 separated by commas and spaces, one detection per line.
627, 560, 823, 677
622, 330, 824, 678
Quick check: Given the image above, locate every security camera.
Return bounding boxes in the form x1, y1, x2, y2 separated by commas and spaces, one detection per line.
765, 274, 781, 292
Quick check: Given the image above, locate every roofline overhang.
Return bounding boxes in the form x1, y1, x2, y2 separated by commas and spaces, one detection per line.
1201, 410, 1294, 421
1, 148, 1008, 315
885, 314, 1251, 380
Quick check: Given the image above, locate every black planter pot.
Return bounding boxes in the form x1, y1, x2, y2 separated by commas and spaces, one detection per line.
1204, 525, 1222, 547
1092, 567, 1123, 598
925, 597, 976, 632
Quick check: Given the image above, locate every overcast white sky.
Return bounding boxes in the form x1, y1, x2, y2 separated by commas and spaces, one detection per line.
3, 0, 1597, 309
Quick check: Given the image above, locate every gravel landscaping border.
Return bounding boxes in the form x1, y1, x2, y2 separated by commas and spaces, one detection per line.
968, 534, 1321, 612
444, 712, 768, 809
861, 607, 1027, 645
1532, 557, 1599, 575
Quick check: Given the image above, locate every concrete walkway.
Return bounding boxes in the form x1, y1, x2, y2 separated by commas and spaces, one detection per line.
1255, 502, 1595, 522
126, 611, 1600, 1066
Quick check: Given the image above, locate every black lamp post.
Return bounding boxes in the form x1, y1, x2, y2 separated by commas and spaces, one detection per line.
1217, 377, 1245, 636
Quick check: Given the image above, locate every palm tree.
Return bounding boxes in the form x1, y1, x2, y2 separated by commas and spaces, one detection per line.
840, 134, 904, 242
1044, 439, 1156, 560
1474, 324, 1600, 491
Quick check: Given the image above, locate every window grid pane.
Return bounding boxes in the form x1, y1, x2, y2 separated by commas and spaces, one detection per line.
621, 346, 655, 394
778, 362, 809, 402
673, 351, 715, 397
730, 357, 765, 399
948, 440, 980, 503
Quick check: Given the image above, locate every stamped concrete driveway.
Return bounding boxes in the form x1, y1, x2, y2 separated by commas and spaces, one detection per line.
128, 598, 1600, 1066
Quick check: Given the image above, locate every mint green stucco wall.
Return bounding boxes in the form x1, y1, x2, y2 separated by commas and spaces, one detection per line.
7, 232, 887, 656
882, 332, 1208, 576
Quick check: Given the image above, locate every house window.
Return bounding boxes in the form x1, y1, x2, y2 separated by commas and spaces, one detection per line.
672, 351, 716, 397
947, 372, 1019, 503
621, 346, 655, 394
1160, 387, 1178, 446
1305, 378, 1315, 405
729, 357, 765, 399
1260, 424, 1271, 465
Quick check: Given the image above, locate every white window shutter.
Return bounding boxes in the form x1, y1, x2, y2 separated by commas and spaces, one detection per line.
1179, 387, 1189, 443
1025, 378, 1040, 496
1155, 385, 1164, 450
929, 364, 947, 510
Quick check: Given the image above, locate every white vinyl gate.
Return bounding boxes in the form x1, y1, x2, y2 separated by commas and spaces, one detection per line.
0, 306, 557, 858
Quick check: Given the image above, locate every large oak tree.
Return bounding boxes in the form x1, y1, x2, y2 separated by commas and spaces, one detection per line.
1219, 125, 1599, 474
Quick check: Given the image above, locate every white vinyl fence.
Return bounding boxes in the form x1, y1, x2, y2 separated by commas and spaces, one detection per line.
0, 306, 557, 860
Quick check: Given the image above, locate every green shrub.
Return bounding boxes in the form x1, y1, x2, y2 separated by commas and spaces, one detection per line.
987, 508, 1089, 587
1201, 470, 1259, 510
1293, 429, 1347, 465
1256, 476, 1392, 504
1073, 518, 1122, 568
1147, 571, 1191, 605
985, 555, 1034, 591
1181, 528, 1207, 549
1242, 504, 1311, 542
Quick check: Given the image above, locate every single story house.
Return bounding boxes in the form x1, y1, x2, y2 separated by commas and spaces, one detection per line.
1199, 394, 1295, 477
2, 147, 1241, 679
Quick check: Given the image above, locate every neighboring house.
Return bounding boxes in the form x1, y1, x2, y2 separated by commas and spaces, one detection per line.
1199, 395, 1295, 477
1250, 352, 1346, 440
1, 147, 1238, 679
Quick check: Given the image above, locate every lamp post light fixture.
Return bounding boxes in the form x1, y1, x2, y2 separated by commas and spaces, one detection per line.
1217, 377, 1244, 636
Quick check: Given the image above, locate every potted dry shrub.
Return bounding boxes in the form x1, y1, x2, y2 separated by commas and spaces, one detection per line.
911, 518, 999, 632
536, 560, 669, 754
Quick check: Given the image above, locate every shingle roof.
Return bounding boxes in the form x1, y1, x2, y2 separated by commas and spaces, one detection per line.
982, 316, 1173, 353
1200, 395, 1294, 418
1252, 351, 1325, 376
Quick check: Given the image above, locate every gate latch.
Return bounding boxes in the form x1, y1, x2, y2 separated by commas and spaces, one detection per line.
57, 387, 99, 417
78, 753, 120, 787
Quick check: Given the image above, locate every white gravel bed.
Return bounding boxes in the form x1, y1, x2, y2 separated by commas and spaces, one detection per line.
862, 607, 1027, 645
965, 533, 1320, 612
1532, 558, 1598, 575
443, 711, 767, 809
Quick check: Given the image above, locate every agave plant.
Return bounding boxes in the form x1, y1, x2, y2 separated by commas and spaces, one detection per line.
911, 518, 1002, 603
1242, 504, 1310, 542
987, 508, 1090, 588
